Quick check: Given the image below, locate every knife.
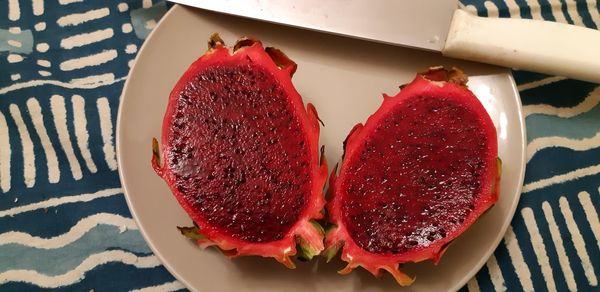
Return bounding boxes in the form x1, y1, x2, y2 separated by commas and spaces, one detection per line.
169, 0, 600, 83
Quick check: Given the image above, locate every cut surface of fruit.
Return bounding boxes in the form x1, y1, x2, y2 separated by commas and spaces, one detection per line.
152, 34, 328, 267
326, 67, 500, 285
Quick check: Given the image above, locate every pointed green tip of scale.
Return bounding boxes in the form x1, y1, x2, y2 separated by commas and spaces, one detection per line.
177, 225, 207, 241
323, 244, 342, 263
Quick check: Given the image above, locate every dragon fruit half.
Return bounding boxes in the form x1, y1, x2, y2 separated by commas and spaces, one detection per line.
325, 67, 500, 286
152, 34, 328, 268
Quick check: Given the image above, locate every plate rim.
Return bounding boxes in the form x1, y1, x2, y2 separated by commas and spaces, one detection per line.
116, 4, 194, 291
116, 4, 527, 292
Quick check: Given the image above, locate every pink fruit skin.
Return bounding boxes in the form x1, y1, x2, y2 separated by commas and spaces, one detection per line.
152, 35, 328, 268
326, 68, 499, 286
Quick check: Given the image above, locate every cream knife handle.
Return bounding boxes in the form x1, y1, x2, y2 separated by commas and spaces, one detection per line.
442, 9, 600, 83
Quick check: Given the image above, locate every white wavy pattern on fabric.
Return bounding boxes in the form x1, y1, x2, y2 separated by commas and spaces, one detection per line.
0, 188, 122, 218
522, 163, 600, 193
526, 131, 600, 163
131, 280, 186, 292
523, 87, 600, 118
0, 74, 126, 95
0, 250, 161, 288
517, 76, 567, 92
523, 88, 600, 173
0, 213, 137, 249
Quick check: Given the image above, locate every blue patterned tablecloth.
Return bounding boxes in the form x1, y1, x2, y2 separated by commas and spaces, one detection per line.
0, 1, 598, 291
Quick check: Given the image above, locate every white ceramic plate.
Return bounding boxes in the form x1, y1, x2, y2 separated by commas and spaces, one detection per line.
117, 5, 526, 292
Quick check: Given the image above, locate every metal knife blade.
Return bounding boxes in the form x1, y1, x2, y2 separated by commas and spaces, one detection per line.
167, 0, 600, 82
168, 0, 458, 52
